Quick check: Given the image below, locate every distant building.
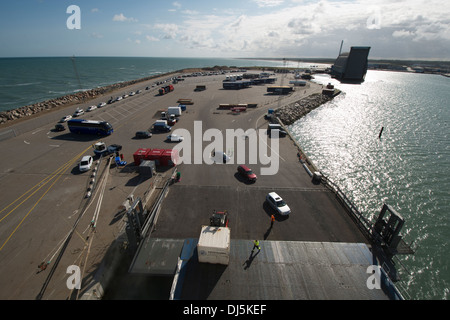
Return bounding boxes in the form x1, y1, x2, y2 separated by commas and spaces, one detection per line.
331, 46, 371, 83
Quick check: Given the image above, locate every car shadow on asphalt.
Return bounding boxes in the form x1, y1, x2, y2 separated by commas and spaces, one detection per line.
50, 133, 100, 141
262, 201, 289, 222
233, 172, 256, 185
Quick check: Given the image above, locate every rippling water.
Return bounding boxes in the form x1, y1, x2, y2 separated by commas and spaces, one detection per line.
289, 70, 450, 300
0, 57, 320, 112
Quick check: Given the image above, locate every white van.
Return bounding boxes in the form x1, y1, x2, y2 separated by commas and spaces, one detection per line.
267, 123, 287, 137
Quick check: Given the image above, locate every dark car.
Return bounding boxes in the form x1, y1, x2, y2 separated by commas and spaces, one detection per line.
135, 131, 152, 139
54, 123, 65, 131
237, 165, 257, 182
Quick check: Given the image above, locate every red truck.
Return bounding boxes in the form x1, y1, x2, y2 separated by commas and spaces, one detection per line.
159, 84, 174, 95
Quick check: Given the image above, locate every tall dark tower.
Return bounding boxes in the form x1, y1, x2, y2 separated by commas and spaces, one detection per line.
331, 46, 371, 83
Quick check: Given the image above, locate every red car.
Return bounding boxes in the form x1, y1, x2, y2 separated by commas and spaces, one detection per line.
237, 165, 257, 182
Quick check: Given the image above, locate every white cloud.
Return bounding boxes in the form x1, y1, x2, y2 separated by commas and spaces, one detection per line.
90, 32, 103, 39
182, 10, 199, 15
127, 38, 141, 45
146, 35, 160, 42
392, 29, 415, 38
153, 23, 179, 39
113, 13, 138, 23
252, 0, 284, 7
135, 0, 450, 59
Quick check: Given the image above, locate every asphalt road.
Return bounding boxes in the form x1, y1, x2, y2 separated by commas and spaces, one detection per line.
0, 70, 366, 300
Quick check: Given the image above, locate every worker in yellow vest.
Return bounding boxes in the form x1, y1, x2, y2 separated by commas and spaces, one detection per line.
252, 240, 261, 252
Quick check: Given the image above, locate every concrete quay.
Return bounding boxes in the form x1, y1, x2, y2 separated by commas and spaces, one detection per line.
0, 69, 397, 300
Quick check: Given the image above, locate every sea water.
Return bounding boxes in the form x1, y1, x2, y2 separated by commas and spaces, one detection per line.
0, 56, 315, 112
289, 70, 450, 300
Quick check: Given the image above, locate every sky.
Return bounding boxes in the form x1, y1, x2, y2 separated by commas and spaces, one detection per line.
0, 0, 449, 60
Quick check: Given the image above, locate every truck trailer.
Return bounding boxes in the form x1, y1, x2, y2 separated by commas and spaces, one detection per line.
159, 84, 174, 95
167, 106, 182, 116
197, 225, 230, 265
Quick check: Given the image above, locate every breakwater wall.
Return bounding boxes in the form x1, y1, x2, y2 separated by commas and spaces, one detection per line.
274, 89, 341, 126
0, 65, 262, 126
0, 71, 183, 125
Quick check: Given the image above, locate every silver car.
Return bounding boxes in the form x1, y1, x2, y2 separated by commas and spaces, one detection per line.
79, 155, 93, 172
266, 192, 291, 215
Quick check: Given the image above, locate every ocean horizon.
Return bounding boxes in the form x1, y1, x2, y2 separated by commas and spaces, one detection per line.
0, 56, 328, 113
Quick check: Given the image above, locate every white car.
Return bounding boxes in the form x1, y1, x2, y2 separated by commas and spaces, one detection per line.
167, 134, 184, 142
86, 105, 97, 112
79, 155, 93, 172
211, 151, 230, 164
266, 192, 291, 215
59, 115, 72, 123
97, 102, 106, 108
73, 109, 84, 117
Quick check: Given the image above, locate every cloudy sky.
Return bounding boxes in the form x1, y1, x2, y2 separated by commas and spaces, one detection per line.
1, 0, 449, 60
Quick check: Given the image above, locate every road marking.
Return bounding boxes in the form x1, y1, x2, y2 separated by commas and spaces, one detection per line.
0, 145, 92, 251
107, 112, 119, 123
0, 162, 71, 251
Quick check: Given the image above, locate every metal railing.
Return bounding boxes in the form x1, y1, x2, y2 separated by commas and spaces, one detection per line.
320, 174, 374, 241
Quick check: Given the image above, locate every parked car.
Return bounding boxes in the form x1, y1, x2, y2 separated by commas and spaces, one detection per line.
73, 109, 84, 117
266, 192, 291, 215
79, 155, 93, 172
54, 123, 65, 131
86, 105, 97, 112
167, 134, 184, 142
135, 131, 152, 139
211, 151, 230, 163
237, 165, 257, 182
59, 115, 72, 123
97, 102, 106, 108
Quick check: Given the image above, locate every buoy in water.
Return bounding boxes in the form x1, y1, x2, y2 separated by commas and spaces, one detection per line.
379, 126, 384, 139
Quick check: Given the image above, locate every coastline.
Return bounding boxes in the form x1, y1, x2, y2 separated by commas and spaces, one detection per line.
0, 70, 180, 127
274, 90, 341, 126
0, 65, 278, 127
0, 66, 339, 136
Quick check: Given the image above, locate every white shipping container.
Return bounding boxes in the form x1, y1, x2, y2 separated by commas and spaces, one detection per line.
197, 226, 230, 265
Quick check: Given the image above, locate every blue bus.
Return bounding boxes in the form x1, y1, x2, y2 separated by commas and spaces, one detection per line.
67, 119, 113, 136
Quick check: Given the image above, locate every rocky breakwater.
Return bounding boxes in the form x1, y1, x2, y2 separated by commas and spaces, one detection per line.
0, 72, 179, 126
275, 90, 341, 126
